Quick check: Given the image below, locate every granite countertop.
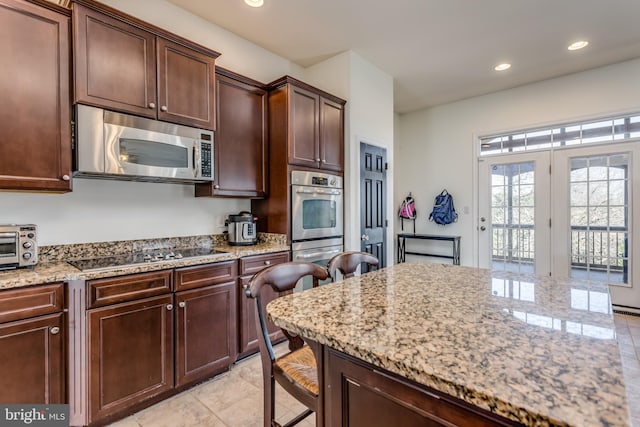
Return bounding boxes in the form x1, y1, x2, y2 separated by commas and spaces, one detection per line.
267, 262, 630, 427
0, 240, 289, 290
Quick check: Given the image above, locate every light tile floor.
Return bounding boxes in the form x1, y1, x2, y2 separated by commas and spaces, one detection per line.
111, 314, 640, 427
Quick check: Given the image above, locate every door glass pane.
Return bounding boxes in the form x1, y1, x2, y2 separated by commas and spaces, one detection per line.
491, 161, 535, 273
569, 154, 629, 285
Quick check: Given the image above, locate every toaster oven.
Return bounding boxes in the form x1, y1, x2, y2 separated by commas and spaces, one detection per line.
0, 224, 38, 270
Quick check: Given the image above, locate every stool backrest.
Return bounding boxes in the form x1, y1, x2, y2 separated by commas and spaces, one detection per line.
327, 251, 379, 282
247, 261, 328, 361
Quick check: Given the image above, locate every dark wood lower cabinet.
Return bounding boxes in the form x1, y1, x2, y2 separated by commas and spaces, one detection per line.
237, 275, 283, 358
0, 312, 65, 404
88, 294, 174, 423
175, 282, 236, 387
237, 252, 289, 359
326, 349, 521, 427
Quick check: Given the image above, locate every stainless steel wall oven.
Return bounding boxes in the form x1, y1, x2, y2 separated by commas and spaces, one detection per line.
291, 170, 343, 242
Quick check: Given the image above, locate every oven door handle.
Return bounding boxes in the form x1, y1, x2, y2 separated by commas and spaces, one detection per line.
297, 249, 342, 259
295, 189, 341, 195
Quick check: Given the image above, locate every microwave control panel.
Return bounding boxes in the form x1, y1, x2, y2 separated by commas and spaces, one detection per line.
200, 139, 212, 178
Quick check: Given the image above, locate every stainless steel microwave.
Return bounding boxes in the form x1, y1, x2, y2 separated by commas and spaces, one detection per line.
0, 224, 37, 270
74, 105, 214, 183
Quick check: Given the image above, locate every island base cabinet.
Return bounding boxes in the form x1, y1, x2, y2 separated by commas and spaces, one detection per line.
325, 349, 520, 427
175, 282, 236, 388
88, 294, 174, 423
0, 313, 65, 404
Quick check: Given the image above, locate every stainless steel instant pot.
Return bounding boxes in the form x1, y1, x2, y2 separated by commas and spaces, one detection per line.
225, 211, 257, 246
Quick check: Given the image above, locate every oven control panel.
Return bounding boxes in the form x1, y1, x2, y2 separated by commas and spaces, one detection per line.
291, 170, 342, 188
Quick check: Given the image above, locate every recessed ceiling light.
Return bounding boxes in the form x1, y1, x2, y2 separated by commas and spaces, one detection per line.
568, 40, 589, 51
494, 63, 511, 71
244, 0, 264, 7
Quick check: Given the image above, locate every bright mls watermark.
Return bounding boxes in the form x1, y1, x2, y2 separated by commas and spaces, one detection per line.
0, 405, 68, 426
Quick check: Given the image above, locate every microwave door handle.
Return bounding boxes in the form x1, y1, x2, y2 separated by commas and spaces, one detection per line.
192, 141, 200, 178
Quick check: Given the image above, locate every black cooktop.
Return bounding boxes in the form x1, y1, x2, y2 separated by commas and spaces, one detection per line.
67, 247, 225, 272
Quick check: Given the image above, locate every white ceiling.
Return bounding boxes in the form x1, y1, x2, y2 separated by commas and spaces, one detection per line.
168, 0, 640, 114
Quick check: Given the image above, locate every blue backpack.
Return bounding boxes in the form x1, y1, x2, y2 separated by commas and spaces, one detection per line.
429, 190, 457, 225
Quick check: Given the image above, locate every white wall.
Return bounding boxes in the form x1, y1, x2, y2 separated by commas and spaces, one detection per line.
396, 58, 640, 266
304, 52, 395, 265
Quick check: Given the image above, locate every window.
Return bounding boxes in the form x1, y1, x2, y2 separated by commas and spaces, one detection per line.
480, 113, 640, 155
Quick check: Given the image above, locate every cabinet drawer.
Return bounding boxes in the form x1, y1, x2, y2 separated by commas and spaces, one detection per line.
174, 261, 237, 292
239, 252, 290, 276
0, 283, 64, 323
88, 270, 172, 308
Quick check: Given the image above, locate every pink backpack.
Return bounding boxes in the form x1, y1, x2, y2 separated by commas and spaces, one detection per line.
398, 195, 416, 219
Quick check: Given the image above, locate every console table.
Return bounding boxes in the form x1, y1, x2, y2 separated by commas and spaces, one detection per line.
397, 233, 461, 265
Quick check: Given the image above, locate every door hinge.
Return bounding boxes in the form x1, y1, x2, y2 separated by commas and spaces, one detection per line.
385, 219, 388, 227
549, 218, 552, 227
549, 164, 552, 174
385, 162, 388, 170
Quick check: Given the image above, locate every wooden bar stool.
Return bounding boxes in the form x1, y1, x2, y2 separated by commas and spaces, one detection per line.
326, 251, 379, 282
246, 261, 328, 427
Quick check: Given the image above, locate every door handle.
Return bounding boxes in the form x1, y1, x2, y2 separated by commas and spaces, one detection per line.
361, 234, 369, 241
480, 226, 486, 231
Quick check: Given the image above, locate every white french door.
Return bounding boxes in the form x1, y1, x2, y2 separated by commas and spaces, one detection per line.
478, 142, 640, 309
552, 142, 640, 309
478, 151, 551, 276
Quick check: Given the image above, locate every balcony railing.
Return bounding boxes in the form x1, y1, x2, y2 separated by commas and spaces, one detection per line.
491, 224, 628, 278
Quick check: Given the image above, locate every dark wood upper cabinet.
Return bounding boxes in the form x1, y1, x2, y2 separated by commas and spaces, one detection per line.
320, 96, 345, 171
196, 68, 268, 198
270, 76, 346, 172
0, 0, 72, 192
72, 0, 219, 130
73, 3, 156, 118
156, 38, 216, 129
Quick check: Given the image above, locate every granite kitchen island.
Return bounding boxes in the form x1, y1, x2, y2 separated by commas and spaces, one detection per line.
267, 262, 630, 427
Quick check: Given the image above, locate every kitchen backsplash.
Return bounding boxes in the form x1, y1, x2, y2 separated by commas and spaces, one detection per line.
39, 233, 287, 263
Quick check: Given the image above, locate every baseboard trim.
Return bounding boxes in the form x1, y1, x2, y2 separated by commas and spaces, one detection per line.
613, 304, 640, 316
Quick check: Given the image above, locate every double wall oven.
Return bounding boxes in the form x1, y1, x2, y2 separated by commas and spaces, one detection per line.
290, 170, 344, 291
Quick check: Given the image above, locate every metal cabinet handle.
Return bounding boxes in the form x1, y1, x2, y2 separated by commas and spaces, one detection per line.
315, 158, 321, 162
50, 327, 60, 335
480, 226, 486, 231
178, 301, 186, 308
161, 105, 168, 112
62, 175, 70, 181
166, 304, 173, 311
149, 102, 156, 109
264, 260, 271, 266
214, 184, 220, 189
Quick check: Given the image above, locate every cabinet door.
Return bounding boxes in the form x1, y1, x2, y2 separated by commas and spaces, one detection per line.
288, 84, 320, 168
0, 313, 65, 404
326, 349, 517, 427
73, 3, 157, 118
238, 276, 284, 358
88, 294, 173, 422
175, 282, 236, 387
319, 97, 344, 172
157, 38, 216, 130
0, 0, 71, 191
196, 73, 267, 197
